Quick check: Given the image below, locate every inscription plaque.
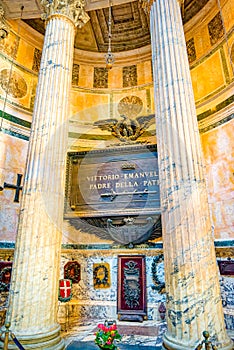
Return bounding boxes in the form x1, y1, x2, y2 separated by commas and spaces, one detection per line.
218, 260, 234, 276
66, 146, 160, 217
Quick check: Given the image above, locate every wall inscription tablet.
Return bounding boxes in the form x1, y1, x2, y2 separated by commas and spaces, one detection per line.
65, 145, 160, 217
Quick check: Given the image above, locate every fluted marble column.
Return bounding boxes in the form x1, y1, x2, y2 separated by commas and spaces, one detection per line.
141, 0, 233, 349
3, 1, 89, 349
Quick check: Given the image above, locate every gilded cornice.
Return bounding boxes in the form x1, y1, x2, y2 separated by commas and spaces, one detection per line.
40, 0, 89, 28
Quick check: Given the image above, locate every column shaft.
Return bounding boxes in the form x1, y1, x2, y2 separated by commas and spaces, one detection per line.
5, 11, 76, 350
149, 0, 233, 349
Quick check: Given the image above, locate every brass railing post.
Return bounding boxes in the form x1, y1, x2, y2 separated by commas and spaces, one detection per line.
3, 322, 10, 350
195, 331, 218, 350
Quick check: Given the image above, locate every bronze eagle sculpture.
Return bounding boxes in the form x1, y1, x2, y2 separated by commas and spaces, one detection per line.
93, 114, 155, 142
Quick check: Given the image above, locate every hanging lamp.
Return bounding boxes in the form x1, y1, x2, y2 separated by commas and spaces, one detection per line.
104, 0, 114, 69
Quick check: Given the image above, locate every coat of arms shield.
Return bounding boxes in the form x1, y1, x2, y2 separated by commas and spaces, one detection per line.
58, 279, 72, 302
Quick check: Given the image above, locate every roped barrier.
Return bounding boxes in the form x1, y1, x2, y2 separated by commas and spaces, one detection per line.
0, 323, 25, 350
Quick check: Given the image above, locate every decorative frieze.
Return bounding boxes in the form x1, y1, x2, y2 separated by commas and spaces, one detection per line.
93, 67, 108, 88
41, 0, 89, 28
123, 65, 137, 88
72, 64, 80, 86
208, 12, 224, 46
186, 37, 196, 63
32, 48, 42, 72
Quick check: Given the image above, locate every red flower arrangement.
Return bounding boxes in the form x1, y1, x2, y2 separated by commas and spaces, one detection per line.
94, 320, 122, 349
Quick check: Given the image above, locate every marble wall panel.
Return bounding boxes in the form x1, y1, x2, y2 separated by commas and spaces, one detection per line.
227, 37, 234, 79
137, 61, 153, 85
78, 66, 94, 89
58, 249, 233, 329
191, 50, 225, 102
70, 91, 110, 124
189, 26, 210, 61
220, 276, 234, 335
108, 66, 123, 89
201, 120, 234, 240
59, 250, 166, 323
0, 133, 28, 241
16, 39, 35, 70
221, 0, 234, 32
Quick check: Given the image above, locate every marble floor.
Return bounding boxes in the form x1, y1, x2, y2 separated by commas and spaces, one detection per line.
61, 319, 167, 349
61, 320, 234, 349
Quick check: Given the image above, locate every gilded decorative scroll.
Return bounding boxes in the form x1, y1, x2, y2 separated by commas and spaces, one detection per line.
41, 0, 89, 28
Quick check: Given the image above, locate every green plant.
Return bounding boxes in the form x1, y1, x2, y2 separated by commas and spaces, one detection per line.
94, 321, 122, 349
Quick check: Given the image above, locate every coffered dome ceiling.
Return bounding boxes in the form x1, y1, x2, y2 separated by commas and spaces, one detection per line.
22, 0, 210, 53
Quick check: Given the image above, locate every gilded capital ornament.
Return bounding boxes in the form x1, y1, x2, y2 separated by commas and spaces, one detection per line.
0, 5, 10, 40
41, 0, 89, 28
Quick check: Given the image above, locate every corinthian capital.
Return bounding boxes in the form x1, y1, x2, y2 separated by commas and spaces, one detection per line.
0, 5, 10, 40
41, 0, 90, 28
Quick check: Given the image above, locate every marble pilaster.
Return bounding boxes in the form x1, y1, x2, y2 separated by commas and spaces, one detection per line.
144, 0, 233, 349
3, 1, 89, 349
